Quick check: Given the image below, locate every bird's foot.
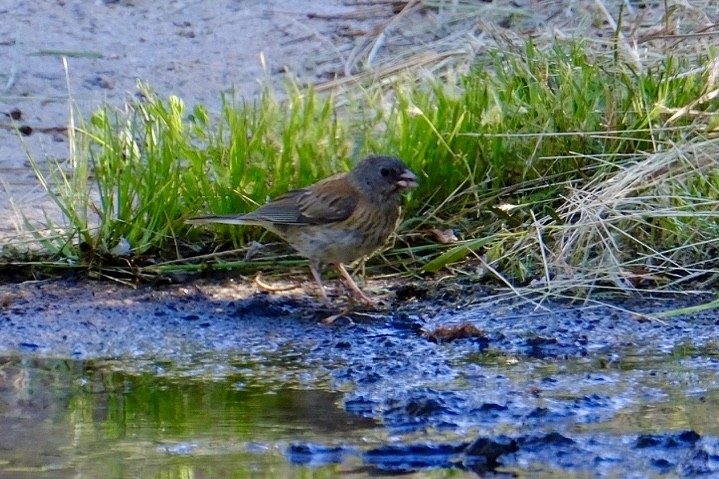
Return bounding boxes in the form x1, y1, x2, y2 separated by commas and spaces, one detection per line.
350, 289, 376, 306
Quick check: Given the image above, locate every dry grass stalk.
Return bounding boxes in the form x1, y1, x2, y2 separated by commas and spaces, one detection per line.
319, 0, 719, 89
548, 135, 719, 291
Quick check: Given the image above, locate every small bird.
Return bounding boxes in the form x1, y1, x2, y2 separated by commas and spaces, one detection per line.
186, 155, 418, 304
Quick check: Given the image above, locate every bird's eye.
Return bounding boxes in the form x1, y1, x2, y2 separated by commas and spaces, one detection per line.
380, 167, 390, 177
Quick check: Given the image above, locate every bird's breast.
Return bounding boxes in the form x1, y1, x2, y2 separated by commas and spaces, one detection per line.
282, 200, 400, 265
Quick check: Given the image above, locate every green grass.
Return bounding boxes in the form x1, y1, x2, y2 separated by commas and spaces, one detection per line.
12, 41, 719, 297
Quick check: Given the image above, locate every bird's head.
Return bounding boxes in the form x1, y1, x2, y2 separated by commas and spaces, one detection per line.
350, 155, 418, 201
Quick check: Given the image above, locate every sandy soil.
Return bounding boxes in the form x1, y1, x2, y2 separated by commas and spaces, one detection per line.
0, 0, 385, 243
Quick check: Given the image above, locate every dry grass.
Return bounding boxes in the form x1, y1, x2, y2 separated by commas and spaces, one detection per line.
314, 0, 719, 89
544, 135, 719, 290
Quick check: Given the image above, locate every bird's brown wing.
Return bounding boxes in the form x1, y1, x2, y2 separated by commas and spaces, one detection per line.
243, 178, 359, 225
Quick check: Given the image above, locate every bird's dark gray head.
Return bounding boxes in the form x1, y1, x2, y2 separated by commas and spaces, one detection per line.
348, 155, 418, 201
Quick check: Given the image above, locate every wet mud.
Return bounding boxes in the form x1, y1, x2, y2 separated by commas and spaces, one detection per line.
1, 276, 718, 477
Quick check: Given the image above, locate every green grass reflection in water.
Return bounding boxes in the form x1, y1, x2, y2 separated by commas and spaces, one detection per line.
0, 356, 378, 479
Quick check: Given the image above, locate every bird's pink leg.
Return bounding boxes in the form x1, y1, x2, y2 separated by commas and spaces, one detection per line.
335, 263, 374, 304
309, 262, 330, 304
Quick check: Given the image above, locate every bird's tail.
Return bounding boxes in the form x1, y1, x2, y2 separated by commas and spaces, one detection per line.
185, 215, 254, 225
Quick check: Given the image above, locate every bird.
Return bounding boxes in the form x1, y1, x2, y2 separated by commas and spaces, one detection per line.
186, 155, 418, 304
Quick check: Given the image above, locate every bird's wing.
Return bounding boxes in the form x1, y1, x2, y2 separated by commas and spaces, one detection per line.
240, 189, 308, 224
296, 179, 359, 224
244, 178, 359, 225
186, 191, 310, 226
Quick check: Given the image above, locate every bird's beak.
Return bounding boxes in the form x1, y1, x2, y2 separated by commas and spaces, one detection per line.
397, 169, 419, 189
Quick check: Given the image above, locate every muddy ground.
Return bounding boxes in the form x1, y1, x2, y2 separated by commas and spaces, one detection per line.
1, 275, 719, 477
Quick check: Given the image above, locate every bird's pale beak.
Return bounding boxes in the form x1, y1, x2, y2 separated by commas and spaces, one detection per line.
397, 169, 419, 189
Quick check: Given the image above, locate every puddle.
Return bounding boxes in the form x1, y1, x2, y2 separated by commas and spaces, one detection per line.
0, 356, 381, 478
2, 344, 719, 478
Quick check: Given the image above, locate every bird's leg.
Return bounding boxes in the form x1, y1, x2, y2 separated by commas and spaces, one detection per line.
335, 263, 374, 304
309, 262, 330, 305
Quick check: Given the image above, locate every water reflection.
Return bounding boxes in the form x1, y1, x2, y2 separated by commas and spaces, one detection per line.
0, 356, 378, 479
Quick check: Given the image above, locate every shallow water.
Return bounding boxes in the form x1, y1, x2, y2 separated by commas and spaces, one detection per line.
2, 345, 718, 479
0, 356, 380, 479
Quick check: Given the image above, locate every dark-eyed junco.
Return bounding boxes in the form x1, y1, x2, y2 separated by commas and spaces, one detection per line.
187, 155, 418, 303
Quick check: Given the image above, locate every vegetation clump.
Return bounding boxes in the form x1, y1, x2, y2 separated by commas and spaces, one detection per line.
8, 1, 719, 303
